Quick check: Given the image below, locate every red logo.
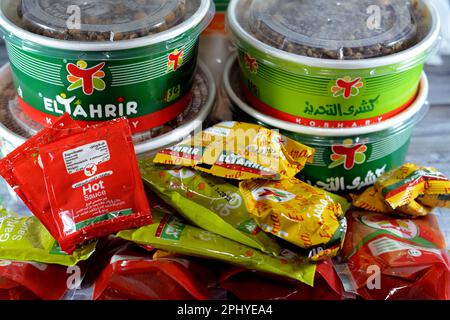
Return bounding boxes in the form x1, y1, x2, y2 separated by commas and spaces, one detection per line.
168, 49, 184, 72
67, 60, 106, 95
331, 76, 364, 99
329, 139, 367, 170
244, 53, 258, 73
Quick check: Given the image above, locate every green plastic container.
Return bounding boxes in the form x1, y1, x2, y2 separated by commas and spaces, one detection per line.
224, 56, 429, 194
0, 61, 217, 160
0, 0, 214, 133
226, 0, 439, 128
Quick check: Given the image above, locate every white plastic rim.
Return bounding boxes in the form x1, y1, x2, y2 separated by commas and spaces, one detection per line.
0, 61, 216, 156
227, 0, 440, 70
0, 0, 213, 52
223, 55, 429, 137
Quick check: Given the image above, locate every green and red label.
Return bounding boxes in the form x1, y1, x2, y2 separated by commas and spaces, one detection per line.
237, 50, 422, 128
6, 39, 199, 133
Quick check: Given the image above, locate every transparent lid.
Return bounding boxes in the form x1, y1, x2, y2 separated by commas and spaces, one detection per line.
12, 0, 199, 41
237, 0, 430, 59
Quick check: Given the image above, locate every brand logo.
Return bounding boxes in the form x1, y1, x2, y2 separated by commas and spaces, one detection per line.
67, 60, 106, 95
329, 139, 367, 170
251, 187, 295, 203
332, 76, 364, 99
84, 163, 97, 177
361, 213, 418, 239
167, 48, 184, 72
244, 53, 258, 74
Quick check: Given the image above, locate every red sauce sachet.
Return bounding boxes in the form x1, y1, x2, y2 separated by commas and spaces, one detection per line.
38, 117, 152, 253
0, 113, 81, 238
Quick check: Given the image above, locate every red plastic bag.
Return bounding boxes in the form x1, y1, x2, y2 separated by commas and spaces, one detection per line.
0, 260, 70, 300
337, 210, 450, 300
0, 114, 81, 238
220, 259, 345, 300
92, 243, 216, 300
39, 118, 151, 253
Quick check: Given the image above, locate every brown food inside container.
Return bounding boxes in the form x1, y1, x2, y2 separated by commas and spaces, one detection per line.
247, 0, 430, 59
16, 0, 188, 41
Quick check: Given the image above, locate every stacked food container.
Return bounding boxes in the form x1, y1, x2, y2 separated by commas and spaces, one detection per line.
0, 0, 216, 158
224, 0, 440, 193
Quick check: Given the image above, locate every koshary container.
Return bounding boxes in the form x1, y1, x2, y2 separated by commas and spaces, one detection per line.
226, 0, 439, 129
0, 0, 214, 134
0, 61, 216, 160
224, 56, 429, 194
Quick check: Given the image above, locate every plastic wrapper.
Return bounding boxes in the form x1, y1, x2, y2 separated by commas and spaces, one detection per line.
92, 245, 216, 300
352, 163, 450, 217
336, 210, 450, 300
39, 118, 151, 254
0, 209, 95, 266
220, 259, 345, 300
240, 178, 348, 261
117, 208, 317, 286
154, 121, 315, 180
139, 161, 281, 255
0, 260, 73, 300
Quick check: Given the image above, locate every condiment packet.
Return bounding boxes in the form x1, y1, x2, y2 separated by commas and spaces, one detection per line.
92, 246, 213, 300
153, 121, 315, 180
39, 118, 152, 254
0, 113, 82, 238
139, 161, 281, 255
0, 260, 73, 300
239, 178, 348, 261
117, 209, 317, 286
337, 210, 450, 300
0, 209, 95, 266
352, 163, 450, 217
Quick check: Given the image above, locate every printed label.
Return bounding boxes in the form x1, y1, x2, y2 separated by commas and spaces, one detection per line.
368, 237, 441, 257
156, 215, 186, 241
63, 140, 110, 175
361, 213, 418, 239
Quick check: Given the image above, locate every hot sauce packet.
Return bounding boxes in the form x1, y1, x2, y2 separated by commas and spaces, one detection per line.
239, 178, 348, 261
117, 209, 317, 286
0, 209, 95, 266
139, 161, 281, 255
153, 122, 315, 180
39, 118, 152, 254
0, 114, 82, 239
352, 163, 450, 217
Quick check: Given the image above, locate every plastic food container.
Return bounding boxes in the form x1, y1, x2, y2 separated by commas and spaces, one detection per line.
0, 61, 216, 160
224, 56, 429, 193
0, 0, 214, 133
227, 0, 439, 128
